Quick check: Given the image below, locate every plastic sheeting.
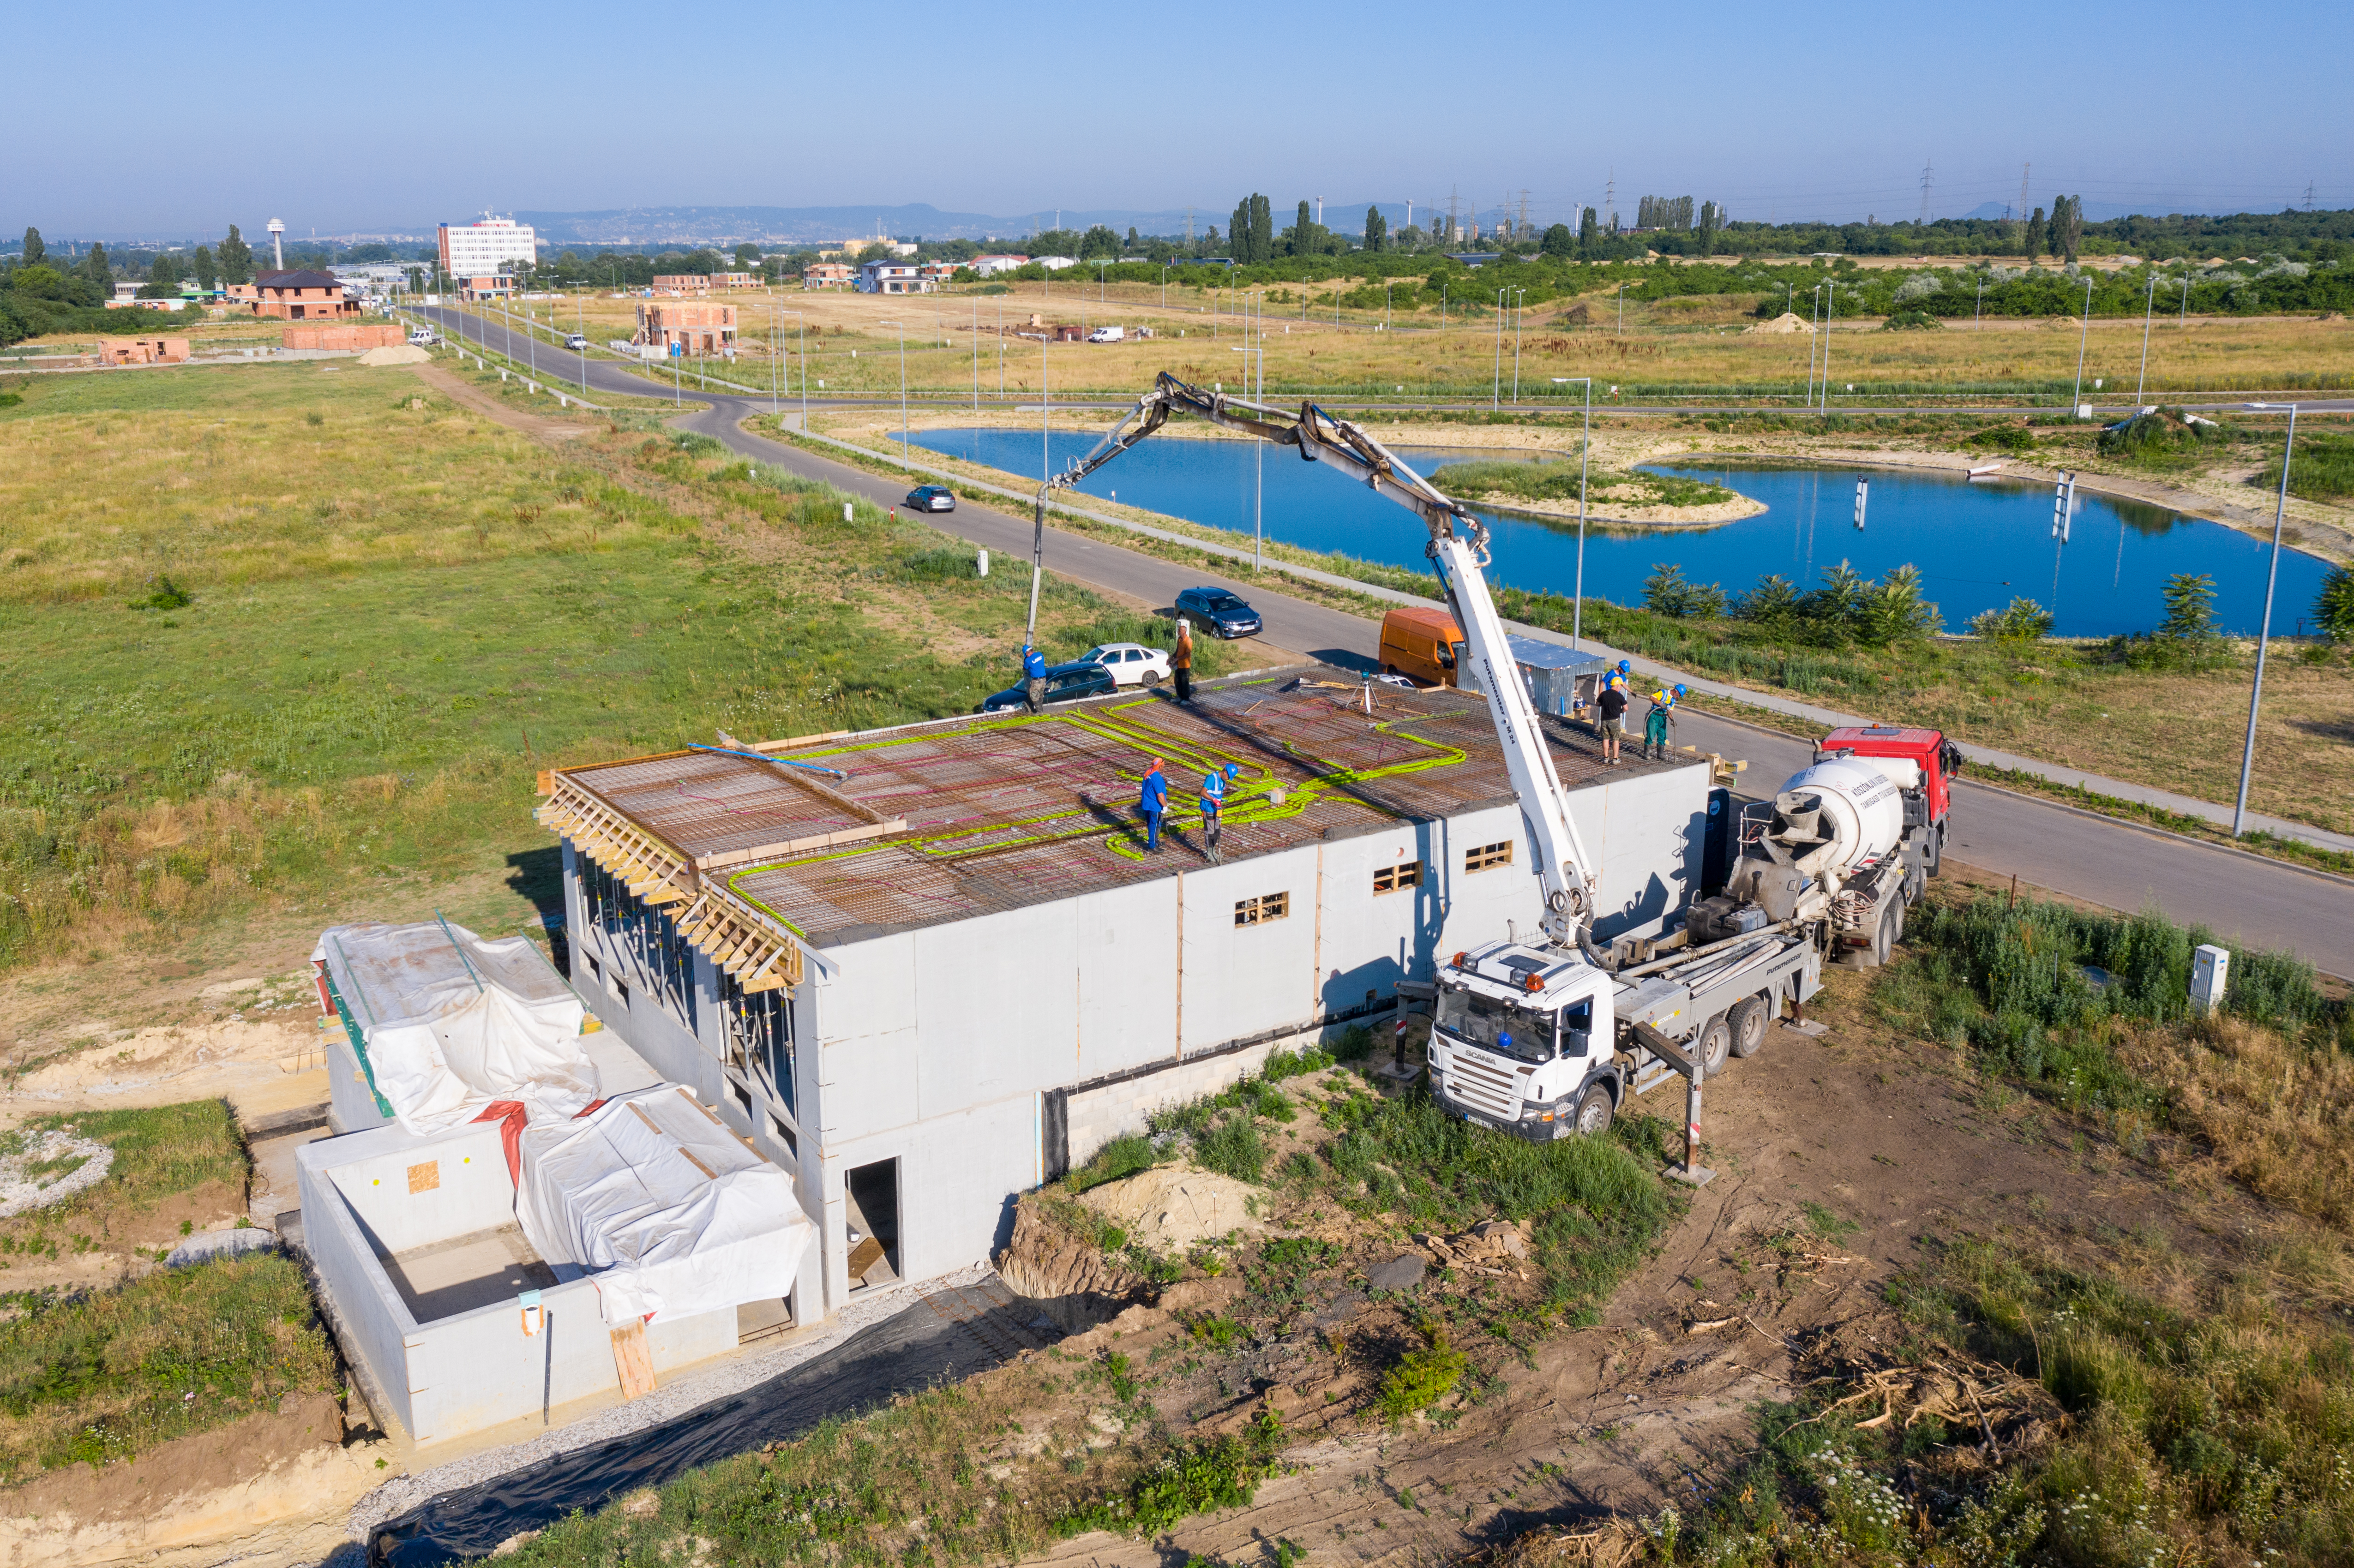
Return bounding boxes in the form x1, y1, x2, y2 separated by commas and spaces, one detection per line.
314, 921, 600, 1138
517, 1085, 815, 1328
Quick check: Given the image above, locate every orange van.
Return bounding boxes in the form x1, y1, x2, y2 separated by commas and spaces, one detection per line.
1379, 606, 1466, 687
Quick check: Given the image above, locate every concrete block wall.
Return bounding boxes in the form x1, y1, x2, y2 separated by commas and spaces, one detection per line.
297, 1121, 741, 1445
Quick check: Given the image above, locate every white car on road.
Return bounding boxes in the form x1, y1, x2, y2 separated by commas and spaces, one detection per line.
1081, 642, 1171, 687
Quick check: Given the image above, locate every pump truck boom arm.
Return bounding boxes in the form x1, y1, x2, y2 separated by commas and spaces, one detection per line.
1033, 371, 1601, 946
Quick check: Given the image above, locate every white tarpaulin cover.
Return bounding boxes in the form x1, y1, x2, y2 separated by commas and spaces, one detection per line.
516, 1085, 815, 1327
313, 921, 599, 1137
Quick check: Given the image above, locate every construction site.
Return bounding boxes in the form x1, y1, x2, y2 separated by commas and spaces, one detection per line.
534, 671, 1715, 1347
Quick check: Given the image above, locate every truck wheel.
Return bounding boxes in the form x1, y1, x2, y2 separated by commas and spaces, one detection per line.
1870, 906, 1896, 967
1926, 823, 1945, 879
1697, 1014, 1732, 1077
1728, 996, 1769, 1059
1572, 1083, 1614, 1136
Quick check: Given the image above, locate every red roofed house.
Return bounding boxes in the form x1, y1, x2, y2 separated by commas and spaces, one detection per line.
250, 270, 361, 320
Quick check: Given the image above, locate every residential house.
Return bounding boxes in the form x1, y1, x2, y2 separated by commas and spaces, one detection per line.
250, 269, 362, 320
802, 264, 854, 290
635, 301, 738, 357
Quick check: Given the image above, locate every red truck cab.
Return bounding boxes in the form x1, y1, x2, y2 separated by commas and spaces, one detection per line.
1815, 725, 1964, 874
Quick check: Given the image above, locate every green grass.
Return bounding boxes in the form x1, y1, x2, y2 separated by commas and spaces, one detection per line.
2262, 429, 2354, 500
0, 365, 1200, 973
1426, 458, 1734, 509
1665, 1236, 2354, 1568
0, 1102, 248, 1257
0, 1252, 337, 1481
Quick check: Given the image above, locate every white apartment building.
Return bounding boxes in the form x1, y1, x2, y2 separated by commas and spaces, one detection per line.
438, 214, 539, 278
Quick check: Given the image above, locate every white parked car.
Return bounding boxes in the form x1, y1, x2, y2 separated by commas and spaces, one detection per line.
1081, 642, 1171, 686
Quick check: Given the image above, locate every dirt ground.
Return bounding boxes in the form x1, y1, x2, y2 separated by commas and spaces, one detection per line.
993, 861, 2279, 1566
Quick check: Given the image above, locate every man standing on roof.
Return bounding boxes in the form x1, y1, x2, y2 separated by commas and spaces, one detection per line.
1594, 675, 1629, 764
1643, 683, 1686, 761
1138, 758, 1168, 853
1021, 641, 1048, 714
1171, 618, 1195, 702
1199, 762, 1236, 861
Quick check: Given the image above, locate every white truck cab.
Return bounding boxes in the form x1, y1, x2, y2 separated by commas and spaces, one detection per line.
1427, 942, 1618, 1138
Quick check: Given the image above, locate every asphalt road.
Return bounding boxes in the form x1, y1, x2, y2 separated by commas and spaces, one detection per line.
413, 305, 2354, 976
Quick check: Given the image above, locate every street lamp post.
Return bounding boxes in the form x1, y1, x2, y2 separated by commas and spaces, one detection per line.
1975, 274, 1984, 329
1511, 287, 1525, 402
2071, 275, 2094, 416
1492, 289, 1505, 408
1548, 377, 1596, 646
2233, 402, 2300, 837
2135, 267, 2157, 408
877, 320, 908, 452
1820, 281, 1838, 412
1616, 282, 1626, 334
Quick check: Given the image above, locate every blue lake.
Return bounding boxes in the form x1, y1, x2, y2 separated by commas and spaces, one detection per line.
900, 428, 2332, 638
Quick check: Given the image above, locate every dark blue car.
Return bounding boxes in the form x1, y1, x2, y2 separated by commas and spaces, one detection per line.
978, 661, 1118, 714
1175, 586, 1261, 639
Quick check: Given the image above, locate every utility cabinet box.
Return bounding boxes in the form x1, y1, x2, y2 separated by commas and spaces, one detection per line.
2191, 944, 2231, 1017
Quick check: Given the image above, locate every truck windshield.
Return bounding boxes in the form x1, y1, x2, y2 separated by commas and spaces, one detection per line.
1435, 988, 1555, 1063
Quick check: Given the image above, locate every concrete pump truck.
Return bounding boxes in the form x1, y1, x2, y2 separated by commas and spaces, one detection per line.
1029, 373, 1951, 1161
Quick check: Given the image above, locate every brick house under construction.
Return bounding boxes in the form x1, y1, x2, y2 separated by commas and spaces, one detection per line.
635, 300, 737, 356
537, 668, 1712, 1330
250, 269, 360, 320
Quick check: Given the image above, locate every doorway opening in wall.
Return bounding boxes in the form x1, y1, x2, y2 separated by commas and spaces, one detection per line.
845, 1158, 901, 1293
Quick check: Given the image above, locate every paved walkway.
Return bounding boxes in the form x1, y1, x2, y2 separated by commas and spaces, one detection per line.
789, 422, 2353, 858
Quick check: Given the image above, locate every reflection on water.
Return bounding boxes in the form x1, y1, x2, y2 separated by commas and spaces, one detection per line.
901, 430, 2330, 637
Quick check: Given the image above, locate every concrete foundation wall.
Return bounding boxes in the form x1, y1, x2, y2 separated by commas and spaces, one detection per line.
297, 1122, 740, 1445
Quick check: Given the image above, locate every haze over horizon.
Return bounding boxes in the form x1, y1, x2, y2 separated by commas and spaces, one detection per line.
12, 0, 2350, 243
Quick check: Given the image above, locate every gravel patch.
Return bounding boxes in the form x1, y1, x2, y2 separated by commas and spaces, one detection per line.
0, 1128, 114, 1220
342, 1261, 999, 1542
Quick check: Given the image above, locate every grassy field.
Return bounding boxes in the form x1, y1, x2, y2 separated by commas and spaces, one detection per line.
1665, 892, 2354, 1568
0, 360, 1230, 978
0, 1099, 337, 1483
496, 286, 2354, 404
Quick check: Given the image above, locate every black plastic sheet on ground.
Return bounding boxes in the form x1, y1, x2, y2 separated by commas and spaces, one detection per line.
362, 1278, 1063, 1566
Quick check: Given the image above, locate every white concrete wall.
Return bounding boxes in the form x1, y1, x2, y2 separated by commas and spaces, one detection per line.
324, 1123, 515, 1255
297, 1123, 740, 1445
325, 1034, 391, 1136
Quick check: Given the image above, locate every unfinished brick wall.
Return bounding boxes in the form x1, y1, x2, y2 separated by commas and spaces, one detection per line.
283, 324, 407, 351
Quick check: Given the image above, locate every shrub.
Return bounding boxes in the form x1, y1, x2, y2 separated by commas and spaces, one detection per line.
2095, 407, 2231, 467
2157, 572, 2220, 642
1055, 1408, 1285, 1537
1066, 1133, 1156, 1195
2314, 564, 2354, 642
1643, 562, 1725, 618
1880, 309, 1943, 330
131, 575, 192, 611
1966, 423, 2037, 452
1193, 1113, 1267, 1184
1853, 563, 1940, 646
2257, 429, 2354, 499
1378, 1324, 1468, 1424
1970, 596, 2054, 642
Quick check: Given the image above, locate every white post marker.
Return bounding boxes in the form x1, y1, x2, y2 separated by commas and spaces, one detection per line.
843, 502, 854, 523
1853, 479, 1868, 531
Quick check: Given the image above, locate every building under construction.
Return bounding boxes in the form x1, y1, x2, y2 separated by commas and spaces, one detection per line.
539, 666, 1714, 1327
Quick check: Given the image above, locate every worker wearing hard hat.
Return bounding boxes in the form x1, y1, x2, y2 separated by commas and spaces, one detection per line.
1021, 642, 1048, 714
1200, 763, 1237, 861
1138, 758, 1169, 852
1643, 683, 1687, 761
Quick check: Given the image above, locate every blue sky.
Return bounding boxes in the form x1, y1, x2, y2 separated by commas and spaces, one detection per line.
12, 0, 2350, 241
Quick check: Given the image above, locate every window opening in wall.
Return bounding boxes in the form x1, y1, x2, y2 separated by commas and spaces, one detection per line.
844, 1158, 900, 1292
719, 973, 794, 1122
1372, 861, 1423, 895
1465, 840, 1514, 873
1234, 891, 1291, 926
611, 976, 631, 1008
769, 1113, 798, 1161
579, 862, 698, 1032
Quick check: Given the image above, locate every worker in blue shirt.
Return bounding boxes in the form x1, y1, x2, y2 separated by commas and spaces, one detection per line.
1199, 762, 1237, 860
1021, 642, 1048, 713
1138, 758, 1168, 852
1643, 682, 1687, 760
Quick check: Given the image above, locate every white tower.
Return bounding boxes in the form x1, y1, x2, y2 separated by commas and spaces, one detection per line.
267, 218, 285, 270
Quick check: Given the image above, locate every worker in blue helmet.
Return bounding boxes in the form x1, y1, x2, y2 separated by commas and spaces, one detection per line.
1020, 641, 1048, 713
1200, 762, 1237, 861
1642, 682, 1687, 760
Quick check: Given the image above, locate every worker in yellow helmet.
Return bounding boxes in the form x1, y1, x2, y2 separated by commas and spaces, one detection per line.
1642, 683, 1686, 761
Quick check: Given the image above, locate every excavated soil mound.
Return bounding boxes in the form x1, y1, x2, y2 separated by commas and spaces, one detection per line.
357, 344, 430, 366
995, 1200, 1142, 1327
1077, 1162, 1267, 1253
1745, 311, 1815, 334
